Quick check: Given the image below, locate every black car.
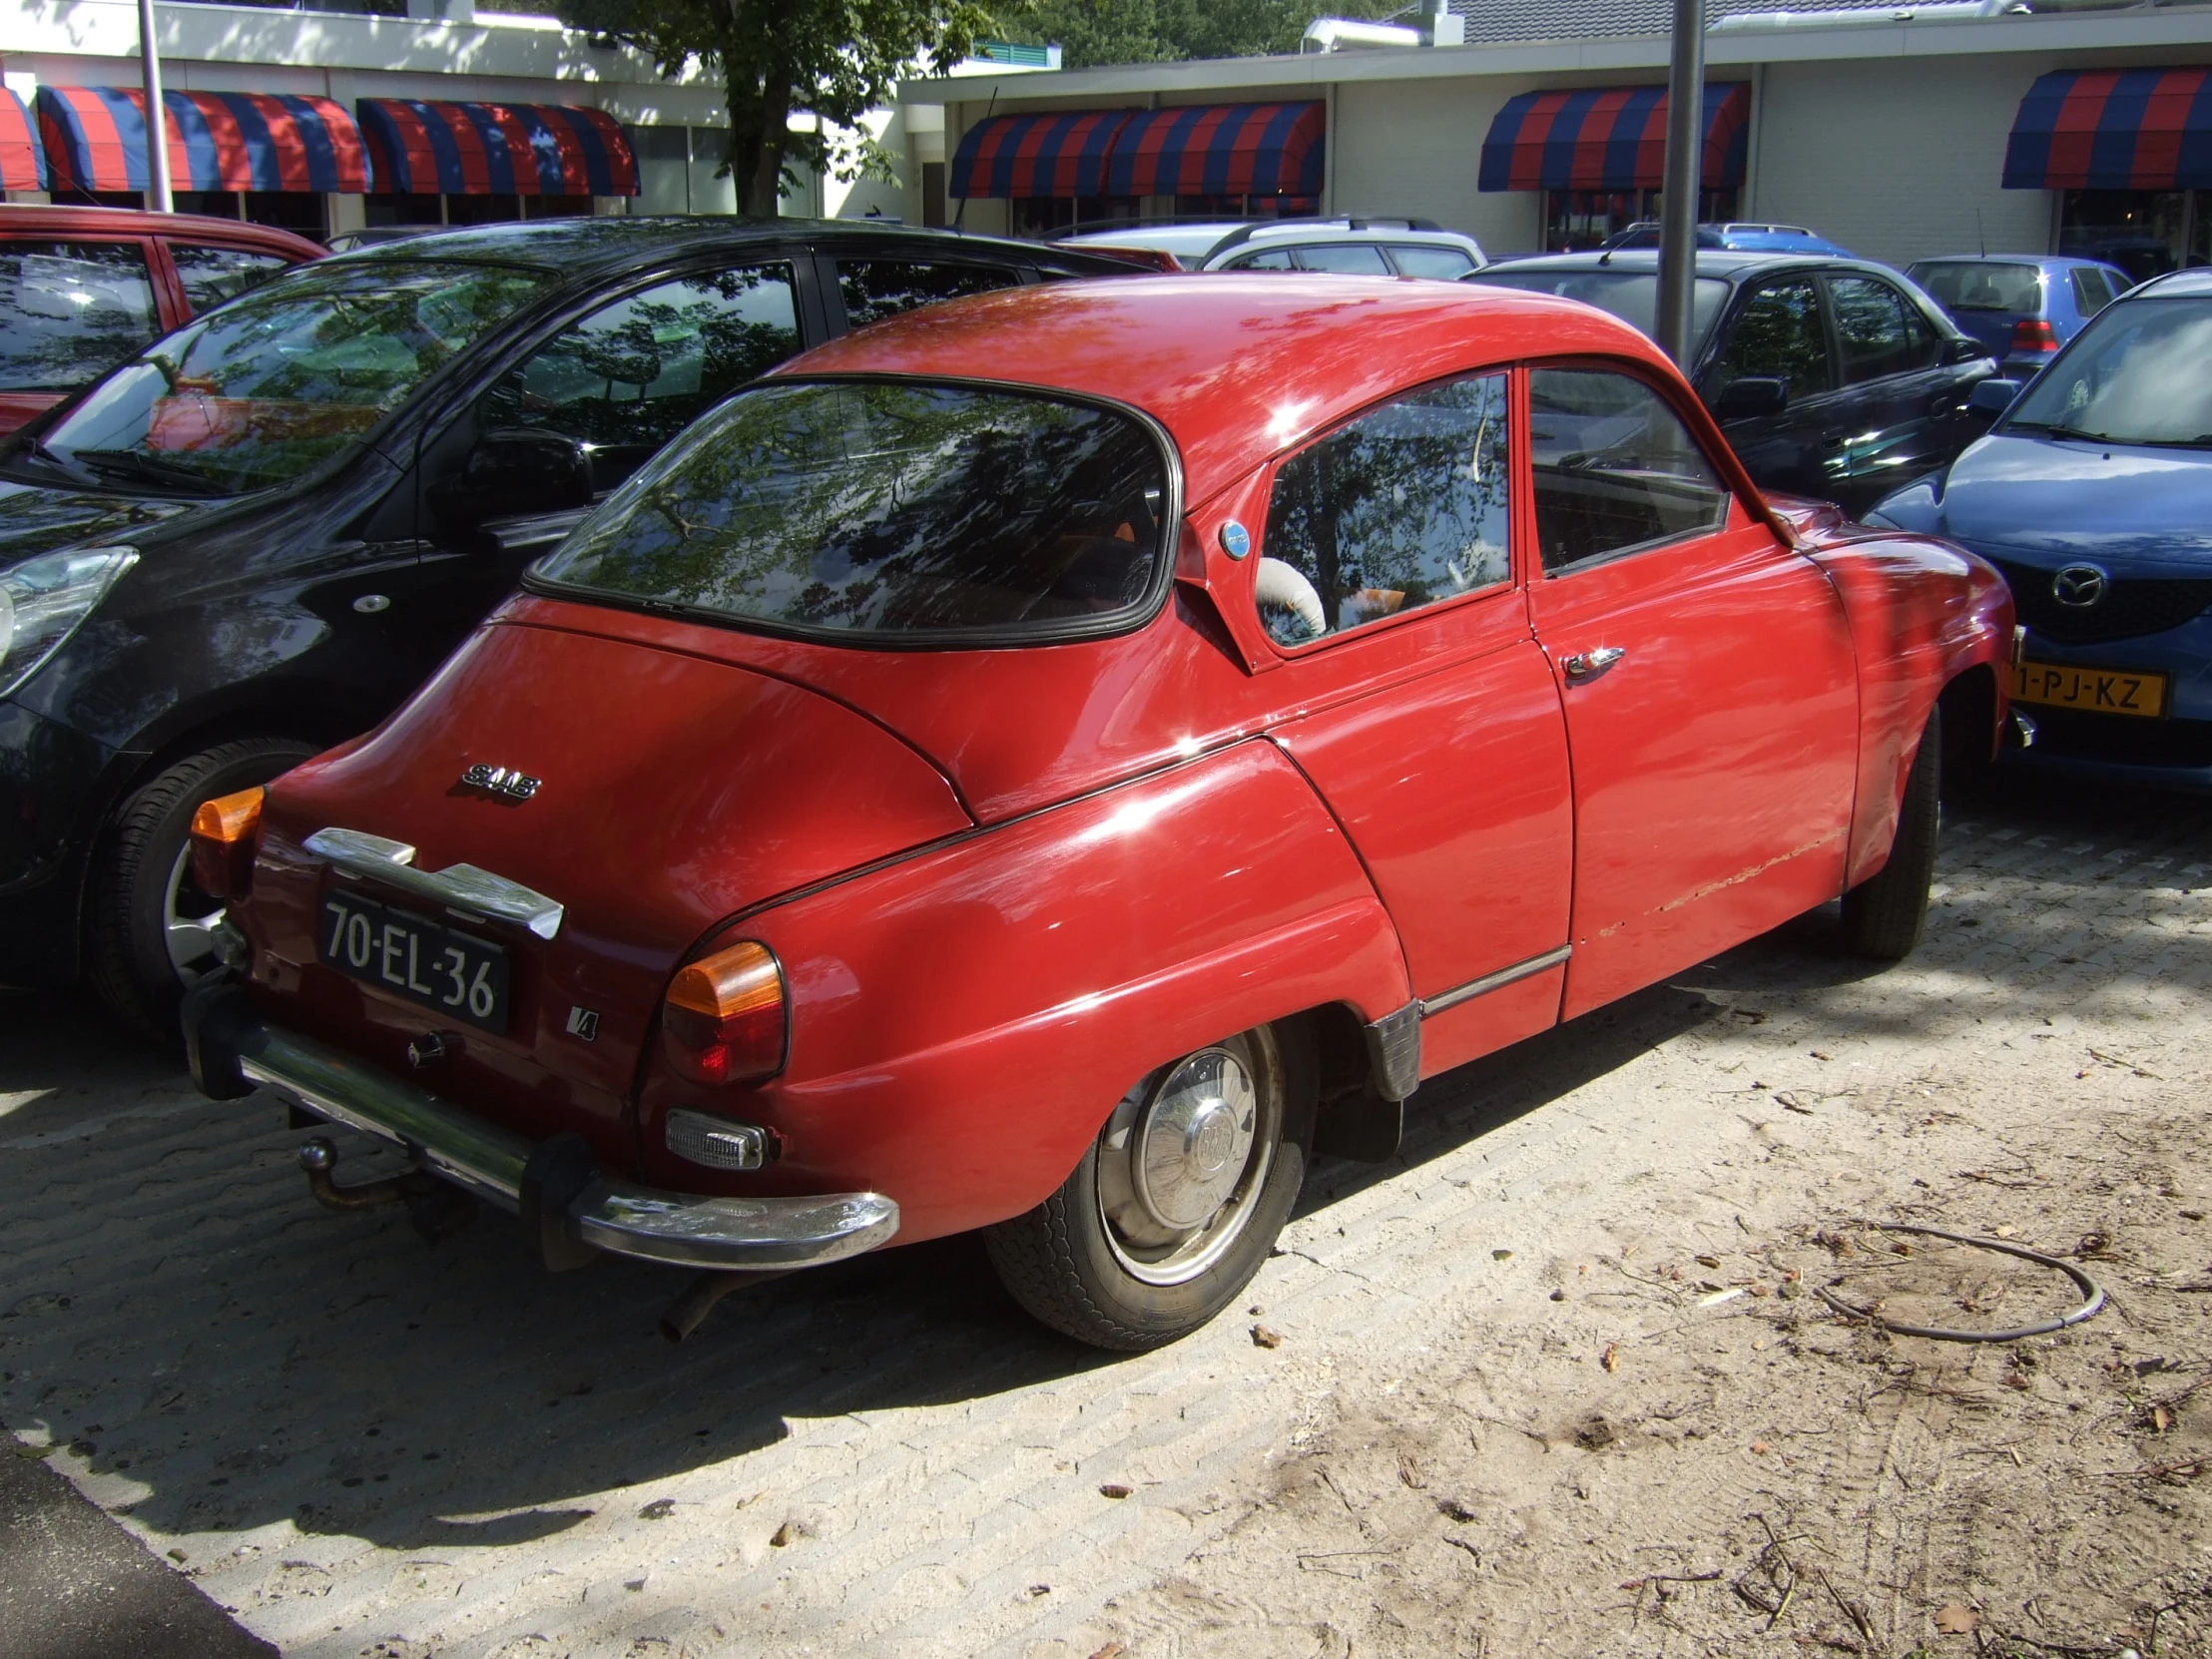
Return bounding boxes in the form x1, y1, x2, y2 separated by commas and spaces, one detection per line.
1463, 251, 1995, 516
0, 216, 1143, 1033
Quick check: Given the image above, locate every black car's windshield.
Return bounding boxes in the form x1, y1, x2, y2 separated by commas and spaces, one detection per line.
2007, 294, 2212, 447
1462, 269, 1732, 353
33, 260, 553, 496
532, 379, 1172, 643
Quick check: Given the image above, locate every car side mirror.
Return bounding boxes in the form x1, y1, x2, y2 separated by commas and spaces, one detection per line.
1713, 376, 1788, 421
1943, 336, 1995, 367
1967, 378, 2023, 416
431, 428, 594, 528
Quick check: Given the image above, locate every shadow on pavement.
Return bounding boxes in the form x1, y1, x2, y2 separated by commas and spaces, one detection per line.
2, 769, 2208, 1559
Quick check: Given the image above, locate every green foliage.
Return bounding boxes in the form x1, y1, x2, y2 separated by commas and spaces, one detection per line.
551, 0, 996, 214
1002, 0, 1397, 69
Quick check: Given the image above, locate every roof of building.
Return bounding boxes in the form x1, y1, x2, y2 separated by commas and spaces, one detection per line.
1446, 0, 1992, 45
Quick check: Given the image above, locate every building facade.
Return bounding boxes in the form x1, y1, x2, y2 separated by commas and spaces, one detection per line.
899, 2, 2212, 278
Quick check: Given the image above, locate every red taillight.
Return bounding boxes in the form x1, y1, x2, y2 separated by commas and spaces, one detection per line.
188, 786, 265, 899
2011, 318, 2059, 352
663, 940, 787, 1085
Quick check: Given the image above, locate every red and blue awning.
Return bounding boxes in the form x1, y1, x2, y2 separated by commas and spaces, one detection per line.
2003, 68, 2212, 190
1, 90, 44, 191
951, 109, 1133, 200
37, 87, 368, 194
357, 99, 637, 196
1479, 83, 1751, 193
950, 101, 1325, 200
1104, 103, 1325, 199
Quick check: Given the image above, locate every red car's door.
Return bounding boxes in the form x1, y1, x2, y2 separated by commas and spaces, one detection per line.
1521, 364, 1858, 1018
1253, 371, 1575, 1076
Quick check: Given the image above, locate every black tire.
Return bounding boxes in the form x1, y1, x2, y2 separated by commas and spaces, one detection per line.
985, 1025, 1306, 1352
1839, 707, 1940, 961
87, 737, 318, 1041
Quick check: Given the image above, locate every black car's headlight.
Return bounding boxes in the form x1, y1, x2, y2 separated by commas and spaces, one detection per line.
0, 546, 139, 700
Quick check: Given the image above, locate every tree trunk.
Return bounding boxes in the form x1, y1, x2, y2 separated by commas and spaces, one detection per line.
722, 58, 793, 218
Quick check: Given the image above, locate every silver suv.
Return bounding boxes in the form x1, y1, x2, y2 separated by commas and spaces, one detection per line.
1058, 217, 1487, 277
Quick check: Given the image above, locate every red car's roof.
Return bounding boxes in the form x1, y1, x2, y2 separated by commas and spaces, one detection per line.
0, 203, 324, 260
780, 274, 1674, 502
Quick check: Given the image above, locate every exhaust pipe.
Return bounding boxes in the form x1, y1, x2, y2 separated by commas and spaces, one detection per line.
660, 1269, 790, 1344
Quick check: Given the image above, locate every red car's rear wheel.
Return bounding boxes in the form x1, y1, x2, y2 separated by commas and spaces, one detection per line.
986, 1025, 1304, 1351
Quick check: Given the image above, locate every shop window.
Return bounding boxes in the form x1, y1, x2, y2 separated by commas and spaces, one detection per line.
1009, 197, 1140, 240
1174, 194, 1319, 221
365, 193, 443, 229
2058, 190, 2210, 285
446, 194, 523, 227
921, 162, 947, 230
1543, 188, 1738, 253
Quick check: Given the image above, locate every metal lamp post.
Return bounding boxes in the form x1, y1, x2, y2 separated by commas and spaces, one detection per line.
138, 0, 173, 213
1653, 0, 1703, 363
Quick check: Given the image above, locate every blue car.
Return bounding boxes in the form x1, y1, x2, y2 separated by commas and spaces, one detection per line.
1869, 269, 2212, 789
1602, 221, 1853, 257
1907, 255, 2133, 381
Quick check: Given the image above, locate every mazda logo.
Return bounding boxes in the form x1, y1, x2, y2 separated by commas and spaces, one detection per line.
2051, 563, 2110, 609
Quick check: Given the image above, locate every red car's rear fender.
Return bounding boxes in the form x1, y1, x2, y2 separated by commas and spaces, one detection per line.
1807, 530, 2013, 887
634, 739, 1409, 1245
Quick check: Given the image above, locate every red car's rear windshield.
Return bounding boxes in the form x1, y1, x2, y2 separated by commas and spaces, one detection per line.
531, 378, 1174, 647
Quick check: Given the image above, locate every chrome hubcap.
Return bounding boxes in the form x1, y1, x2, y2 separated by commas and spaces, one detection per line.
1098, 1038, 1279, 1287
163, 843, 227, 984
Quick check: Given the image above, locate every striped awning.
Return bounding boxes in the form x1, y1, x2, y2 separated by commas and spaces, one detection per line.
2003, 68, 2212, 190
1103, 103, 1325, 199
1, 90, 45, 191
37, 87, 369, 194
357, 99, 637, 197
1478, 83, 1751, 193
951, 110, 1133, 201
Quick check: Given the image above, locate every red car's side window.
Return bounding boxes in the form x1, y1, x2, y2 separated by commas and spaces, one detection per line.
0, 239, 161, 398
1527, 367, 1732, 576
1254, 371, 1511, 649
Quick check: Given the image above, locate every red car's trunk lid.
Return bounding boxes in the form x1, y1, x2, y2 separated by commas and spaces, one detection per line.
243, 618, 971, 1162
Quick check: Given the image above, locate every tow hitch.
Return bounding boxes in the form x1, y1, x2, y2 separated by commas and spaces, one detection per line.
296, 1135, 477, 1243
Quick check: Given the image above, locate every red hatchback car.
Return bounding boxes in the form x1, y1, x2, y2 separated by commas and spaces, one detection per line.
0, 204, 322, 435
186, 276, 2013, 1350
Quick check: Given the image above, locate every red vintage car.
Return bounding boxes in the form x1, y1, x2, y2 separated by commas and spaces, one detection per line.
184, 276, 2013, 1350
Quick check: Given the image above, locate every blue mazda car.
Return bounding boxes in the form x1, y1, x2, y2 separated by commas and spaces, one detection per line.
1870, 269, 2212, 789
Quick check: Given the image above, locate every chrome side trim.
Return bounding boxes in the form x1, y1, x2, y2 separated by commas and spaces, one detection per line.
229, 1017, 897, 1271
1419, 944, 1573, 1018
303, 827, 566, 940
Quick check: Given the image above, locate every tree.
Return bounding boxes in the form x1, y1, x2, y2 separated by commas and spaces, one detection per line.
554, 0, 995, 216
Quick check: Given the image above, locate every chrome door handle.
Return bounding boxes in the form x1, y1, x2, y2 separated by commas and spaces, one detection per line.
1561, 646, 1626, 683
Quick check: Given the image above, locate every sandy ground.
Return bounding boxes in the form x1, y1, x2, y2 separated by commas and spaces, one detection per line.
3, 769, 2209, 1657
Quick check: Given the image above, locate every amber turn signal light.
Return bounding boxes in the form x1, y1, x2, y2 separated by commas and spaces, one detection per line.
663, 940, 787, 1086
188, 786, 266, 901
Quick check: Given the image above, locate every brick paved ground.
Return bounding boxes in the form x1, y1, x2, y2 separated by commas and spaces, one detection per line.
3, 769, 2209, 1657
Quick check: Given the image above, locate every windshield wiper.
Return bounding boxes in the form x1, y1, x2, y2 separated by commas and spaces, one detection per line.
2018, 422, 2212, 449
5, 434, 100, 486
68, 448, 230, 497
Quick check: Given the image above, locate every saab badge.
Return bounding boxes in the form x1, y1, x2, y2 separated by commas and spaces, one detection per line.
565, 1005, 600, 1043
460, 762, 542, 802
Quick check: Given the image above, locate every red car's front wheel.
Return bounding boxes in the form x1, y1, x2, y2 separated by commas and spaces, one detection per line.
986, 1024, 1305, 1351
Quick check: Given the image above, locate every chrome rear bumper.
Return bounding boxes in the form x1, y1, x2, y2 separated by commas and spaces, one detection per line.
184, 986, 897, 1272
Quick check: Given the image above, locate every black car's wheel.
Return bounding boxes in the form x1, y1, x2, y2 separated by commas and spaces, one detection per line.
986, 1026, 1304, 1352
87, 737, 318, 1040
1840, 707, 1940, 961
